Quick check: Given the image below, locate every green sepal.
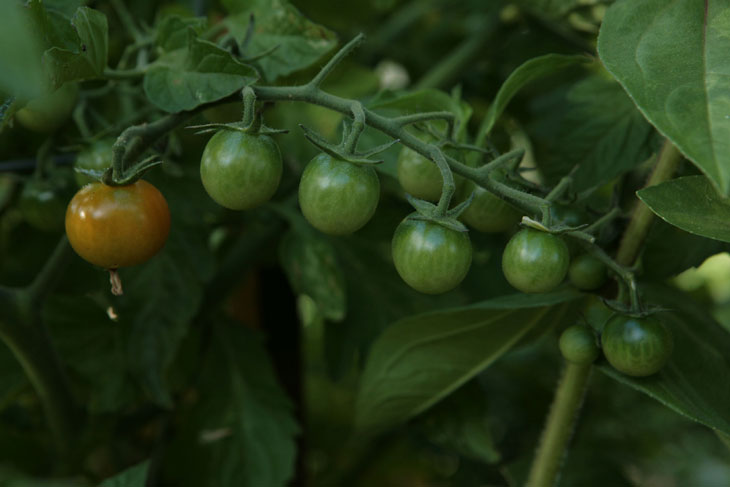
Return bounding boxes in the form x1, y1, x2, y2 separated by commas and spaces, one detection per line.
405, 195, 469, 233
598, 298, 668, 320
186, 121, 288, 136
445, 190, 475, 219
73, 167, 106, 182
102, 155, 163, 186
298, 124, 384, 165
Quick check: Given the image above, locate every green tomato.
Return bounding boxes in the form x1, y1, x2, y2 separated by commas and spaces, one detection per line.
461, 182, 522, 233
392, 218, 472, 294
19, 175, 73, 232
396, 145, 463, 202
601, 315, 673, 377
16, 83, 79, 133
569, 254, 607, 290
74, 139, 114, 187
502, 228, 569, 293
298, 153, 380, 235
559, 325, 600, 364
200, 130, 282, 210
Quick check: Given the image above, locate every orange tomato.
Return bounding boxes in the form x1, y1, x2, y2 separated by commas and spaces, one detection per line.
65, 180, 171, 269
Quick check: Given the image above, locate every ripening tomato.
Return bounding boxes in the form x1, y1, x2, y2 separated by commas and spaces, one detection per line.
65, 180, 170, 269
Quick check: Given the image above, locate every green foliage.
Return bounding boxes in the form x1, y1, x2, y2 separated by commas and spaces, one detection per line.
598, 0, 730, 195
1, 0, 730, 485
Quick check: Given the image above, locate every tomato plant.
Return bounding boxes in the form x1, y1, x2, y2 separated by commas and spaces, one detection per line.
502, 228, 570, 294
65, 181, 170, 269
298, 153, 380, 235
200, 129, 282, 210
391, 217, 472, 294
1, 1, 730, 486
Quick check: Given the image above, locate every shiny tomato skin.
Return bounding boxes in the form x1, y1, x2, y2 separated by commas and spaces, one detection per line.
601, 315, 673, 377
502, 228, 569, 293
391, 218, 472, 294
200, 130, 282, 210
461, 182, 522, 233
298, 153, 380, 235
396, 145, 464, 202
65, 181, 171, 269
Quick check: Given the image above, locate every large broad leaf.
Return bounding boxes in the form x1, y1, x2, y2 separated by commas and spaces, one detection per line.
598, 0, 730, 195
533, 73, 655, 190
637, 175, 730, 243
143, 33, 258, 113
354, 290, 581, 434
0, 3, 45, 99
222, 0, 337, 82
475, 54, 587, 143
40, 6, 109, 88
99, 460, 149, 487
597, 284, 730, 435
168, 323, 299, 487
44, 296, 135, 413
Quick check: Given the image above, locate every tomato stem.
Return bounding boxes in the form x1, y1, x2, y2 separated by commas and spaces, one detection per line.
616, 140, 681, 267
526, 362, 592, 487
109, 269, 124, 296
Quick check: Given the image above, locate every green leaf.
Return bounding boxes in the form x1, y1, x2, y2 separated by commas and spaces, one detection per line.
155, 15, 207, 52
598, 0, 730, 195
637, 175, 730, 243
533, 73, 655, 191
169, 323, 299, 487
476, 54, 587, 141
354, 290, 581, 434
143, 34, 258, 113
42, 7, 109, 88
98, 460, 149, 487
279, 229, 346, 321
44, 296, 135, 413
0, 3, 45, 99
222, 0, 337, 82
598, 284, 730, 435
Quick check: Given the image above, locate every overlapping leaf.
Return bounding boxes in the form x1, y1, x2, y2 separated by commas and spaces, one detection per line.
598, 0, 730, 195
355, 291, 581, 434
637, 175, 730, 243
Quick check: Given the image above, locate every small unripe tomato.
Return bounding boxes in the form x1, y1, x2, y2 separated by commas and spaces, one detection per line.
200, 130, 282, 210
19, 175, 74, 232
298, 153, 380, 235
392, 218, 472, 294
601, 315, 673, 377
16, 83, 79, 133
502, 228, 570, 293
396, 145, 464, 202
568, 254, 607, 290
65, 180, 170, 269
559, 325, 600, 364
460, 182, 522, 233
74, 139, 115, 187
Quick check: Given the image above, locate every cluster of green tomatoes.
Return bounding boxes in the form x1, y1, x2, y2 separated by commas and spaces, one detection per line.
14, 89, 673, 378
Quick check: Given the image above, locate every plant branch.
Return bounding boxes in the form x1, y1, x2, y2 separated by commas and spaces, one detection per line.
26, 237, 74, 306
615, 140, 681, 267
309, 34, 365, 88
526, 362, 592, 487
